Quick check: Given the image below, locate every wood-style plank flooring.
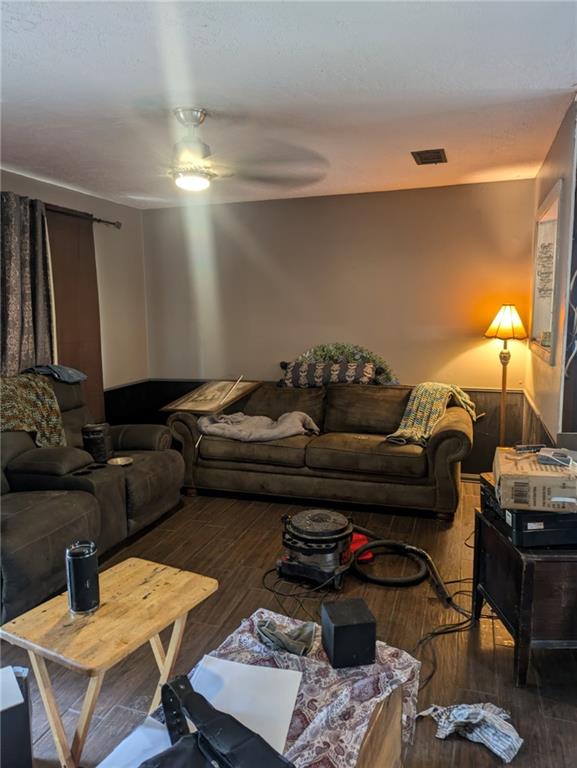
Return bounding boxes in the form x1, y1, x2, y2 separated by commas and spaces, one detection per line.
3, 482, 576, 767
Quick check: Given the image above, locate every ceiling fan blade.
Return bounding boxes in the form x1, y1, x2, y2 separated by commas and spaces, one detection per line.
233, 168, 326, 188
208, 140, 328, 171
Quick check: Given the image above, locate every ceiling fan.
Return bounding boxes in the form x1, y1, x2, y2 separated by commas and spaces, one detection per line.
168, 107, 327, 192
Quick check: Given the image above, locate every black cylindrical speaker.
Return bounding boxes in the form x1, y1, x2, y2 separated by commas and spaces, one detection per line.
65, 541, 100, 614
81, 423, 113, 462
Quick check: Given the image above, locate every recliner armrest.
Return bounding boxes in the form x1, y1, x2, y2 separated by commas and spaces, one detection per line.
426, 407, 473, 461
6, 447, 93, 477
110, 424, 172, 451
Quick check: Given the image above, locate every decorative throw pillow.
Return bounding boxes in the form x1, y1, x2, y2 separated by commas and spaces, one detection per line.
294, 343, 397, 385
281, 361, 377, 388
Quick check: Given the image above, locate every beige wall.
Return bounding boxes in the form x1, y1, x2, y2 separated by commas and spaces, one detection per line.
0, 170, 148, 389
143, 179, 534, 389
525, 101, 577, 438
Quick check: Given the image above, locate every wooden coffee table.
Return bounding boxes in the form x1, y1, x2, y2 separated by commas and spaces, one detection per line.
0, 558, 218, 768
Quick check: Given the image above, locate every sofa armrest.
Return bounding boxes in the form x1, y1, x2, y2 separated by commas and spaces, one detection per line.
426, 407, 474, 518
6, 447, 93, 477
167, 412, 202, 488
427, 407, 473, 460
110, 424, 172, 451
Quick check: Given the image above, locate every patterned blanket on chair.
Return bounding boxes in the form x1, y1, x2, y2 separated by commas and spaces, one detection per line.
385, 381, 476, 446
1, 373, 66, 446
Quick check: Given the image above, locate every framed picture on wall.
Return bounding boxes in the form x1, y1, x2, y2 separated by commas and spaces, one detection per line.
530, 179, 563, 365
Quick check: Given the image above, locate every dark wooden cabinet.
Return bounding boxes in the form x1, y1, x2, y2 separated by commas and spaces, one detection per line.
472, 509, 577, 685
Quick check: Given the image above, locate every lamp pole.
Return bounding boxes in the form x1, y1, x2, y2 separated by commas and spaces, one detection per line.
499, 339, 511, 446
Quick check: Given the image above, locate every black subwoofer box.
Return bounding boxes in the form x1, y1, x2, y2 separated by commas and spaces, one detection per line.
321, 598, 376, 668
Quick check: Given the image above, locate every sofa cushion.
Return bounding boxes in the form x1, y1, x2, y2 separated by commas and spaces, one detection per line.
61, 405, 93, 448
50, 380, 86, 412
46, 377, 93, 447
244, 384, 326, 427
306, 433, 427, 477
199, 435, 311, 468
1, 490, 100, 621
281, 361, 377, 388
323, 385, 411, 435
120, 449, 184, 525
1, 432, 37, 494
7, 447, 92, 476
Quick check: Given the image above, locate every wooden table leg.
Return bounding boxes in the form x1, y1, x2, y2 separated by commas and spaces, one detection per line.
28, 651, 75, 768
514, 636, 531, 687
149, 633, 166, 671
71, 672, 105, 763
515, 562, 535, 687
29, 651, 105, 768
149, 613, 188, 713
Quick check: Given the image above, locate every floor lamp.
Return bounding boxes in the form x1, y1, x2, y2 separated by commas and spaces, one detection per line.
484, 304, 527, 446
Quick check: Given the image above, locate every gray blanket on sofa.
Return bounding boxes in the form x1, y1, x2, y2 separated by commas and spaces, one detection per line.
197, 411, 320, 442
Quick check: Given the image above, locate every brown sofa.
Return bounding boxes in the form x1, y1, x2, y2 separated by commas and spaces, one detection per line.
168, 383, 473, 519
1, 379, 185, 621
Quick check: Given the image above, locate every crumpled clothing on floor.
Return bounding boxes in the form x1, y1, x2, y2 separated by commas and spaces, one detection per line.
418, 702, 523, 763
256, 618, 316, 656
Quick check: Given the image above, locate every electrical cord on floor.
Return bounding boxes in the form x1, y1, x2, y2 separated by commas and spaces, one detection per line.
412, 615, 474, 690
261, 568, 339, 621
262, 568, 339, 599
413, 584, 497, 690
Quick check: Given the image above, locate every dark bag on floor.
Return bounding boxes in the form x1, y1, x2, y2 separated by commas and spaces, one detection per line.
139, 675, 295, 768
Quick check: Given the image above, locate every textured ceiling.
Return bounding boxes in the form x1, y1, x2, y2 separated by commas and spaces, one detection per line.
1, 1, 576, 208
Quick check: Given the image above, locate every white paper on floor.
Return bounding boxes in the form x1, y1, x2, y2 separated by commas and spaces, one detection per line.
97, 656, 302, 767
191, 655, 302, 753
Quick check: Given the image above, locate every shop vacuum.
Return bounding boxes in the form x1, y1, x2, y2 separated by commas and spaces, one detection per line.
277, 508, 459, 608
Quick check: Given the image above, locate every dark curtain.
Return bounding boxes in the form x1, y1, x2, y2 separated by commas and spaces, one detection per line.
46, 208, 105, 421
1, 191, 55, 375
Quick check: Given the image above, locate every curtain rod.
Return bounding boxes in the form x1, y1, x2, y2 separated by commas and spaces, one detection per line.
45, 203, 122, 229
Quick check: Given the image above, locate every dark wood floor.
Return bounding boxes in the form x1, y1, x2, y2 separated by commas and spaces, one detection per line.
3, 483, 576, 767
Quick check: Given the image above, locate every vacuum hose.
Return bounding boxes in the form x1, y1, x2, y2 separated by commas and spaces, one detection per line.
351, 524, 460, 611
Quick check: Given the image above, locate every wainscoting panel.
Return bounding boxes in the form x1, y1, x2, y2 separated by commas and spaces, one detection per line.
522, 397, 554, 447
104, 379, 202, 426
463, 389, 524, 474
104, 381, 543, 476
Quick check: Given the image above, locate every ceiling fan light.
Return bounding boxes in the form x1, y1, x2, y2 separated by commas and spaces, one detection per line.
174, 172, 211, 192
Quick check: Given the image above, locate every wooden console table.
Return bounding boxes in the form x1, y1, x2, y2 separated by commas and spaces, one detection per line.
472, 509, 577, 685
0, 558, 218, 768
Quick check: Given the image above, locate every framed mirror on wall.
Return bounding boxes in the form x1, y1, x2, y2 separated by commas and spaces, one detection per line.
530, 179, 563, 365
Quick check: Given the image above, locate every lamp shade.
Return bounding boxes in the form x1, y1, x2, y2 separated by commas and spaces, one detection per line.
484, 304, 527, 340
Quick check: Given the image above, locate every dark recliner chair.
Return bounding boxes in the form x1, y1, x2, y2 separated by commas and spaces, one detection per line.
1, 379, 185, 621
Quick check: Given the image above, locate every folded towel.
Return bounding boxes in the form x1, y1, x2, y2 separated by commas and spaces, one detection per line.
22, 364, 87, 383
256, 619, 316, 656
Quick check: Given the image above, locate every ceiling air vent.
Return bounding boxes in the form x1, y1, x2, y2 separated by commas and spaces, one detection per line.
411, 148, 447, 165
